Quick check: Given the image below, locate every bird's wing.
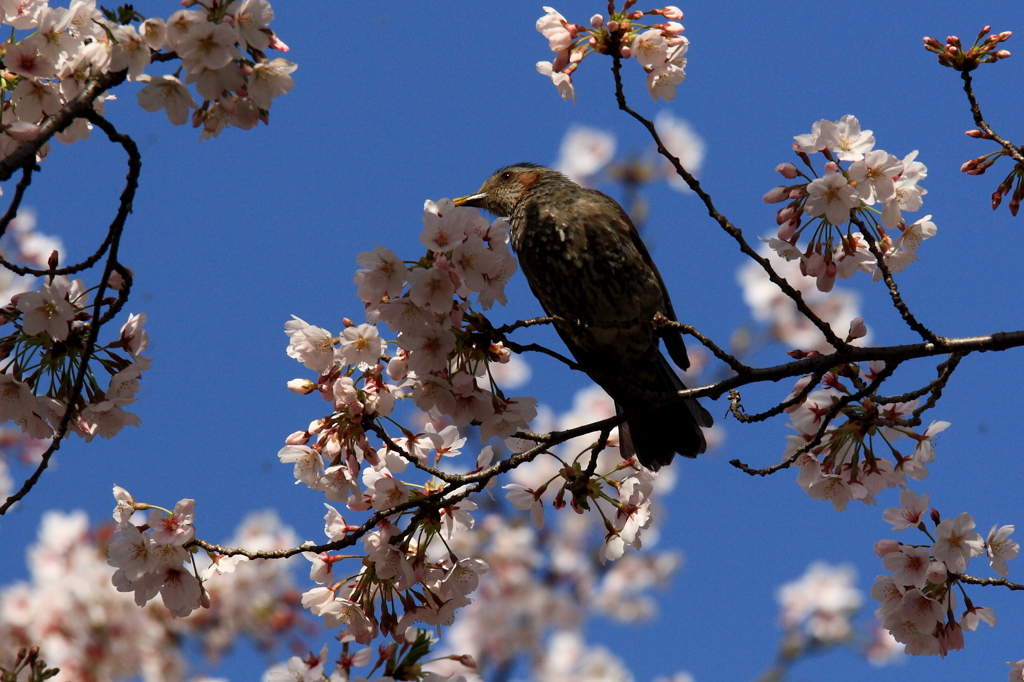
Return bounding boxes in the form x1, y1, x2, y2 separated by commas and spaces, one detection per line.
589, 191, 691, 372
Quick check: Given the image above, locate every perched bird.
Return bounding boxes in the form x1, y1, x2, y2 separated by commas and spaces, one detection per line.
455, 163, 712, 470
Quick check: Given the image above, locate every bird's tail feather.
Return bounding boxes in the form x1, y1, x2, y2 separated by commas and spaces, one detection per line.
616, 354, 712, 471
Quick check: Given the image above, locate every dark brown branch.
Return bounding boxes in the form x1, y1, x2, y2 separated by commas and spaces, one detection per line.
0, 166, 35, 240
728, 370, 825, 424
0, 70, 127, 182
0, 113, 139, 515
501, 340, 582, 371
853, 216, 944, 345
493, 316, 555, 336
872, 356, 960, 405
960, 70, 1024, 164
608, 53, 847, 352
663, 320, 752, 374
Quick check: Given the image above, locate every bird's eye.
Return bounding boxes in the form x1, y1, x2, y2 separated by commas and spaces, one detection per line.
501, 172, 512, 180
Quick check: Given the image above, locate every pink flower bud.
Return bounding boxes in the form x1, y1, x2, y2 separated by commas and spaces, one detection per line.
788, 187, 805, 199
107, 271, 125, 290
349, 400, 364, 415
450, 305, 464, 327
930, 508, 942, 525
288, 378, 317, 395
763, 186, 789, 203
662, 6, 683, 20
590, 14, 604, 28
776, 205, 797, 225
606, 20, 619, 32
662, 22, 684, 35
873, 538, 900, 557
450, 655, 478, 670
308, 419, 325, 435
777, 218, 800, 241
846, 316, 867, 341
285, 430, 309, 445
268, 33, 289, 52
995, 49, 1011, 59
323, 433, 341, 458
800, 252, 825, 277
775, 162, 799, 179
619, 45, 632, 58
824, 161, 839, 173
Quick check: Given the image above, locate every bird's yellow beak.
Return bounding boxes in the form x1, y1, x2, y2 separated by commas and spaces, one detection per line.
454, 193, 487, 207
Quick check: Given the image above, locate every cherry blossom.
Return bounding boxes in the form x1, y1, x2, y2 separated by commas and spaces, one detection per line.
932, 512, 985, 573
804, 172, 859, 225
136, 75, 197, 125
986, 525, 1019, 577
16, 281, 75, 341
882, 489, 930, 531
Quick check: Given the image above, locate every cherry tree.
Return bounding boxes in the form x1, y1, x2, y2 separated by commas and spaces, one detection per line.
0, 2, 1022, 681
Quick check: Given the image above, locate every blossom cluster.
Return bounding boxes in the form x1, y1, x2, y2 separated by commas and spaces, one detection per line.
427, 386, 689, 680
535, 4, 688, 103
782, 367, 949, 511
278, 218, 709, 667
0, 214, 148, 447
277, 199, 545, 646
873, 492, 1018, 656
0, 275, 149, 443
763, 115, 935, 292
2, 506, 308, 681
776, 562, 903, 665
107, 487, 206, 618
0, 0, 296, 149
0, 210, 64, 497
922, 27, 1012, 72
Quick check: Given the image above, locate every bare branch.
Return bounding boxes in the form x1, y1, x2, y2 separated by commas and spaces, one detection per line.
0, 113, 139, 515
728, 371, 825, 424
853, 216, 944, 345
955, 573, 1024, 591
960, 70, 1024, 164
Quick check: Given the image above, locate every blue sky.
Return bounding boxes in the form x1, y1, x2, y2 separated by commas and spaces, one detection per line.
2, 1, 1024, 680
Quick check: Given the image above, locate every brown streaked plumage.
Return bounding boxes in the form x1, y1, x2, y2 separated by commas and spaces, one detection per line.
456, 163, 712, 470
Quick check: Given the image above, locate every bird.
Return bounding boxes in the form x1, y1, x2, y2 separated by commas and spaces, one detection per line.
454, 163, 712, 470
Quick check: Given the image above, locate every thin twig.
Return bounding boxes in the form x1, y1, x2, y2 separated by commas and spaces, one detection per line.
728, 370, 825, 424
853, 215, 944, 345
955, 573, 1024, 591
660, 320, 752, 374
960, 70, 1024, 164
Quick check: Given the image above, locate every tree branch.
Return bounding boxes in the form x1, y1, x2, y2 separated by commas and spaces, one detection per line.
608, 53, 847, 351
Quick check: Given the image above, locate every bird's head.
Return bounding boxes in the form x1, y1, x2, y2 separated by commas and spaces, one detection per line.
454, 163, 554, 217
